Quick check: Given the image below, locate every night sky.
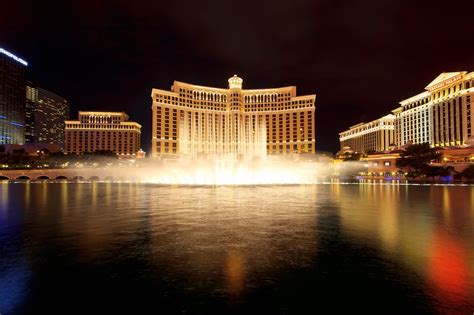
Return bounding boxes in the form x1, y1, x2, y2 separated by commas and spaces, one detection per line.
2, 0, 474, 153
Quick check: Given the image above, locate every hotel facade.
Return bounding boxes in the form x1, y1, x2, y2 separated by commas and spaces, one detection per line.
393, 71, 473, 147
339, 71, 474, 152
338, 114, 395, 154
151, 75, 316, 158
65, 111, 141, 155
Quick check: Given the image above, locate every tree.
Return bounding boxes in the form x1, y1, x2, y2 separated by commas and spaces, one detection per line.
396, 143, 441, 178
424, 165, 454, 180
461, 165, 474, 179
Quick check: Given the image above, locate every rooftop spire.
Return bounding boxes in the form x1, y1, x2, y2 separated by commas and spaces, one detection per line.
228, 74, 243, 89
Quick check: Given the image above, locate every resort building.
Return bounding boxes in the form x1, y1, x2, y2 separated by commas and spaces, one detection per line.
338, 114, 395, 154
393, 71, 474, 147
366, 151, 402, 177
150, 75, 316, 158
0, 48, 27, 145
65, 111, 141, 155
25, 85, 70, 149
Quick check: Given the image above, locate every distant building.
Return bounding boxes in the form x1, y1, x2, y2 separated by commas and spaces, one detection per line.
25, 83, 38, 143
340, 71, 474, 154
25, 84, 70, 149
338, 114, 395, 154
65, 111, 141, 155
366, 151, 402, 177
151, 75, 316, 158
0, 48, 27, 144
393, 71, 474, 147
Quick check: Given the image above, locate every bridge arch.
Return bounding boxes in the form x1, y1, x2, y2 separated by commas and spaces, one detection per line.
73, 176, 85, 181
0, 175, 10, 180
36, 176, 50, 180
89, 176, 100, 181
16, 175, 31, 180
55, 176, 68, 180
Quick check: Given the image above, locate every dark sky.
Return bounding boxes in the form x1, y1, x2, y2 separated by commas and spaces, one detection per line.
2, 0, 474, 153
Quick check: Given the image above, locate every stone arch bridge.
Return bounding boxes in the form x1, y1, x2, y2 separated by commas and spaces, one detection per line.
0, 168, 140, 181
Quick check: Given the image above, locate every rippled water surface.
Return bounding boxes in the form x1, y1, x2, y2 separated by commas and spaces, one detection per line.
0, 182, 473, 314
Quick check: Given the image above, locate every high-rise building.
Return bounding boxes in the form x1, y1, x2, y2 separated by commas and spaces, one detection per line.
150, 75, 316, 158
25, 83, 38, 143
338, 114, 395, 154
0, 48, 27, 144
65, 111, 141, 155
393, 71, 474, 147
25, 85, 70, 148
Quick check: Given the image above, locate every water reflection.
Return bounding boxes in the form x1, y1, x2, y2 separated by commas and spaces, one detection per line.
225, 249, 245, 297
0, 183, 473, 313
428, 230, 470, 311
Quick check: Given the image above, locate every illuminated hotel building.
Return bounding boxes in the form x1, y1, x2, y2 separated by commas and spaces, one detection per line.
150, 75, 316, 158
25, 85, 70, 148
338, 114, 395, 153
0, 48, 27, 144
65, 111, 141, 155
393, 71, 474, 147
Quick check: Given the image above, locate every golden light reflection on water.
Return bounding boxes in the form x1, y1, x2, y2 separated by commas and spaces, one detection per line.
105, 182, 112, 207
91, 181, 97, 207
377, 184, 399, 253
0, 181, 8, 211
442, 186, 451, 224
225, 249, 245, 297
41, 182, 48, 210
75, 182, 83, 205
24, 182, 30, 209
336, 183, 474, 308
61, 182, 68, 212
5, 183, 474, 310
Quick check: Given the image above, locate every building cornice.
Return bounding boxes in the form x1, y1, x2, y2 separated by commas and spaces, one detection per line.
399, 91, 430, 106
425, 71, 467, 92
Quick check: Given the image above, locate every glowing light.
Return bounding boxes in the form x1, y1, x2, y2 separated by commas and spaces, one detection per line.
428, 231, 470, 305
225, 249, 245, 297
141, 157, 322, 185
0, 48, 28, 66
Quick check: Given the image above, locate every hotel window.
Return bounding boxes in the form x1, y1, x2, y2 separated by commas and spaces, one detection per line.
384, 161, 390, 166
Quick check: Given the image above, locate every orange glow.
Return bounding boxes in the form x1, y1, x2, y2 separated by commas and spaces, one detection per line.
225, 249, 245, 297
427, 230, 470, 305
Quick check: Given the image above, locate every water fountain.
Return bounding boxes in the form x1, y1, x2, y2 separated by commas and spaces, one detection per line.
141, 117, 322, 185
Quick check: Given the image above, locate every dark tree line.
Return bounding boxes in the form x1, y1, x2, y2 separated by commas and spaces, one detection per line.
396, 143, 472, 179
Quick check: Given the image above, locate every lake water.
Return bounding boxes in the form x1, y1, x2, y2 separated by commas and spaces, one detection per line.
0, 182, 473, 314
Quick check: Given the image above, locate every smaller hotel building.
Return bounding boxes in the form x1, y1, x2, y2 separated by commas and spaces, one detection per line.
65, 112, 141, 155
338, 114, 395, 154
